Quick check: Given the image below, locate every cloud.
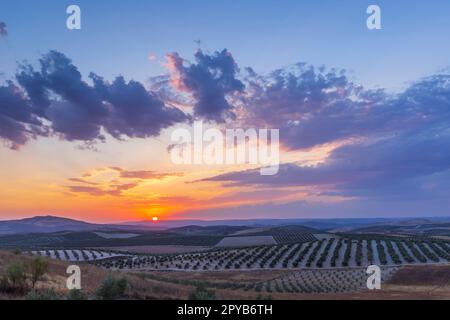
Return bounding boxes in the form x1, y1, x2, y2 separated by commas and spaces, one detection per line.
203, 128, 450, 199
238, 64, 450, 152
238, 64, 387, 149
3, 50, 188, 148
91, 74, 187, 139
66, 166, 184, 197
109, 167, 183, 180
0, 82, 46, 149
202, 73, 450, 199
166, 49, 244, 122
0, 22, 7, 37
176, 196, 450, 220
67, 182, 138, 197
67, 178, 99, 185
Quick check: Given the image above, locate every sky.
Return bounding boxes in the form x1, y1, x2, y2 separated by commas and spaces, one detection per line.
1, 0, 450, 222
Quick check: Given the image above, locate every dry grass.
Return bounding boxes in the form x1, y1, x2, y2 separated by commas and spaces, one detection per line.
151, 270, 290, 284
0, 250, 193, 299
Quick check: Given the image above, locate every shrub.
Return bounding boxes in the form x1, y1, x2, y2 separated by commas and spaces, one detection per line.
6, 262, 28, 290
66, 288, 88, 300
0, 275, 10, 293
29, 257, 49, 288
26, 289, 59, 300
188, 285, 216, 300
96, 275, 128, 300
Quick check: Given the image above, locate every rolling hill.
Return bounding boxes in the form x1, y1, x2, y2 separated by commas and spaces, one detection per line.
0, 215, 159, 235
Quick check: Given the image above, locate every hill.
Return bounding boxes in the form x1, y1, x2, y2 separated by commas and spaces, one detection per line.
0, 215, 160, 236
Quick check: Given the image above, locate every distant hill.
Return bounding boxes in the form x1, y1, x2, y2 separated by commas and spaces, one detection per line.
0, 215, 159, 235
2, 215, 450, 236
346, 218, 450, 237
0, 215, 95, 235
124, 218, 397, 230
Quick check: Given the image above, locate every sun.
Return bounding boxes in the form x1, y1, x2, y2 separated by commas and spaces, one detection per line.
152, 216, 159, 222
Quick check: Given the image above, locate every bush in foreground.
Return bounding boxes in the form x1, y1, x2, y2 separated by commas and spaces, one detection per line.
26, 289, 59, 300
29, 257, 49, 288
4, 262, 28, 293
188, 285, 216, 300
96, 275, 128, 300
66, 288, 88, 300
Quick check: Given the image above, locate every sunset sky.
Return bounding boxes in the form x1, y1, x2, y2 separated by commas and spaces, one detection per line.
1, 0, 450, 223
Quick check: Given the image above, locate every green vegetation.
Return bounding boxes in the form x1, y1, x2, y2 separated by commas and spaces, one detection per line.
293, 242, 314, 267
366, 240, 374, 264
395, 241, 414, 263
385, 241, 401, 264
405, 241, 427, 263
0, 257, 51, 296
342, 240, 352, 267
29, 257, 49, 288
6, 262, 28, 290
66, 288, 88, 300
26, 289, 59, 300
376, 240, 388, 265
331, 239, 343, 267
316, 239, 334, 268
96, 275, 128, 300
188, 284, 217, 300
355, 240, 363, 266
305, 240, 324, 267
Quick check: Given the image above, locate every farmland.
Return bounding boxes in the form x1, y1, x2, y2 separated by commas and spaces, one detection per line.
3, 217, 450, 299
30, 249, 128, 261
28, 237, 450, 272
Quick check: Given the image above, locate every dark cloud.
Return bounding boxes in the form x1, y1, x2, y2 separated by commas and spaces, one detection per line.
0, 82, 45, 149
0, 22, 7, 37
167, 49, 244, 122
203, 129, 450, 199
239, 64, 374, 149
1, 50, 188, 148
91, 74, 186, 139
238, 64, 450, 151
16, 51, 110, 141
203, 72, 450, 199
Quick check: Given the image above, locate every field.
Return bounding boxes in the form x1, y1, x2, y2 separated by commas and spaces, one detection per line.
30, 249, 128, 261
2, 220, 450, 299
97, 245, 212, 254
0, 225, 320, 249
216, 236, 277, 247
2, 248, 450, 299
27, 236, 450, 273
92, 237, 449, 271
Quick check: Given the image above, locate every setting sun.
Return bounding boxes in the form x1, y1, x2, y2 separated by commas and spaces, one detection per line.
152, 216, 159, 222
